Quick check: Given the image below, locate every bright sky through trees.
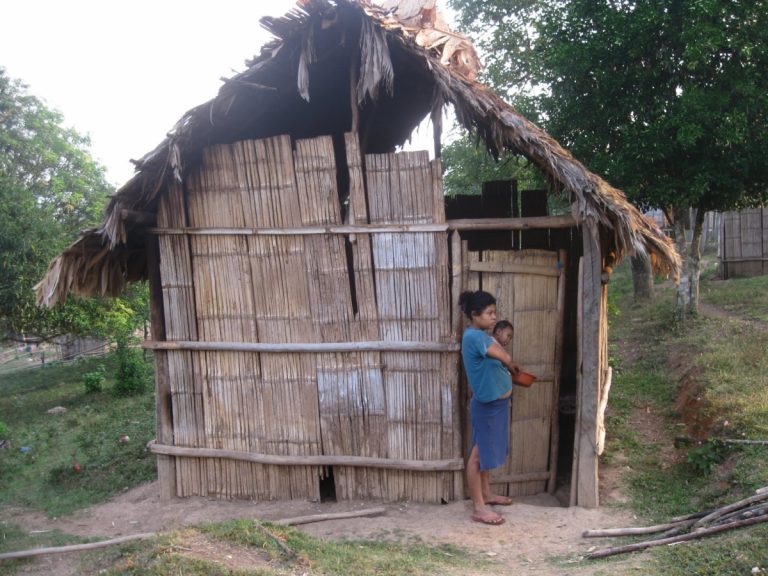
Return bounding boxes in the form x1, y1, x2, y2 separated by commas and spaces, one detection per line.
1, 0, 298, 186
2, 1, 453, 188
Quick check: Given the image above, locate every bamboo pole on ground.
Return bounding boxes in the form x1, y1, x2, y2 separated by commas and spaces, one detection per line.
274, 507, 386, 526
0, 533, 156, 561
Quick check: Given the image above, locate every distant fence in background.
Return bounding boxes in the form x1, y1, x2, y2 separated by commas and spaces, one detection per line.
0, 338, 110, 376
719, 208, 768, 279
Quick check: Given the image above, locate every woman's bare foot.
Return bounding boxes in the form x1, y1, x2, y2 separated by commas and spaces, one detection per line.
471, 509, 506, 525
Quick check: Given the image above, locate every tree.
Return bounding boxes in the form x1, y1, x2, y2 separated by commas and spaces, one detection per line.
442, 133, 544, 197
450, 0, 768, 313
0, 68, 113, 339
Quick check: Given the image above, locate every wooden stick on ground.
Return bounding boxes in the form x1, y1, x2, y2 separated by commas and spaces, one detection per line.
671, 510, 712, 523
0, 533, 156, 561
585, 515, 768, 560
712, 503, 768, 526
274, 507, 387, 526
582, 519, 690, 538
254, 521, 296, 559
692, 491, 768, 529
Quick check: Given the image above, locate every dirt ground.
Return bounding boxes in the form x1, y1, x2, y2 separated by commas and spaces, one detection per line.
2, 478, 643, 575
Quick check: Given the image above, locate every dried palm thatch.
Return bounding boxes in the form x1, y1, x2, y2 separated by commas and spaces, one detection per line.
35, 0, 678, 307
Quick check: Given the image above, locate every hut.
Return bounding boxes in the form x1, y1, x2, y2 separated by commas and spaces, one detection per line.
719, 208, 768, 278
36, 0, 679, 508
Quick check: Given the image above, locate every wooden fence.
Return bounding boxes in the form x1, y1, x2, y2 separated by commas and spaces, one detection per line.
719, 208, 768, 278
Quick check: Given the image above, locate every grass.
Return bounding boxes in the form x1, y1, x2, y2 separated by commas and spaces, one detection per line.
0, 354, 156, 517
0, 521, 88, 576
701, 274, 768, 322
601, 257, 768, 573
96, 520, 487, 576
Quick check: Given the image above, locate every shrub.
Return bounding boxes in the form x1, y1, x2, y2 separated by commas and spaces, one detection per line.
0, 420, 10, 439
82, 365, 106, 394
113, 342, 152, 397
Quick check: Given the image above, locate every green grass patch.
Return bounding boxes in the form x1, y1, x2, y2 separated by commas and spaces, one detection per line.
0, 521, 87, 576
202, 520, 482, 576
651, 524, 768, 575
97, 521, 486, 576
0, 354, 156, 516
603, 261, 768, 572
701, 274, 768, 322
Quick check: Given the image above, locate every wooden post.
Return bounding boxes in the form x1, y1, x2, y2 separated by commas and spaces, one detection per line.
451, 231, 463, 342
146, 234, 176, 502
570, 257, 583, 507
577, 223, 601, 508
547, 249, 567, 493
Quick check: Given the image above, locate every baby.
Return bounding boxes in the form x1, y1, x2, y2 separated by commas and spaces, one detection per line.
492, 320, 513, 348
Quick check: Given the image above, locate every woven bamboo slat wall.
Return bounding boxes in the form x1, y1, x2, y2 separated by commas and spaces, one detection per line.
155, 132, 461, 502
184, 136, 322, 499
365, 150, 460, 502
465, 248, 564, 496
720, 208, 768, 278
157, 182, 207, 497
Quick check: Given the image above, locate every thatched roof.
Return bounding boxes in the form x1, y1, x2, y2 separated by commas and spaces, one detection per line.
36, 0, 679, 307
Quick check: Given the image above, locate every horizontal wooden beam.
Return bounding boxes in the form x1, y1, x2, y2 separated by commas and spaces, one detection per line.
489, 471, 551, 484
148, 442, 465, 472
468, 261, 562, 277
720, 257, 768, 263
142, 340, 460, 353
447, 215, 577, 231
147, 223, 448, 236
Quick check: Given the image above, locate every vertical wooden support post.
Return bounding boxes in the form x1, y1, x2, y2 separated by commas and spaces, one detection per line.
576, 223, 601, 508
547, 249, 567, 493
570, 257, 583, 507
146, 233, 176, 501
451, 230, 463, 343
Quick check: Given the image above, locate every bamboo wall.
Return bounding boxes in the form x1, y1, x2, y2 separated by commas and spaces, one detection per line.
154, 133, 461, 502
720, 208, 768, 278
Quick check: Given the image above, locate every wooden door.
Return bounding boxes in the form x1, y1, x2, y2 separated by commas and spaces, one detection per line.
465, 247, 566, 496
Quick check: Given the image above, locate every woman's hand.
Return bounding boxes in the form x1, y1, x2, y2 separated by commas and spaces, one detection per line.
507, 361, 521, 375
487, 341, 520, 375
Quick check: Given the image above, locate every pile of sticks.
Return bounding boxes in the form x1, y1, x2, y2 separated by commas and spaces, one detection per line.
583, 486, 768, 559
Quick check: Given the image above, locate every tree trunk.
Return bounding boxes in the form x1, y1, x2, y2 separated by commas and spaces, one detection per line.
689, 207, 706, 312
673, 206, 691, 322
631, 254, 654, 299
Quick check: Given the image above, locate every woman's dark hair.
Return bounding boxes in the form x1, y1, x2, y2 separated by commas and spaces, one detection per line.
458, 290, 496, 319
493, 320, 513, 334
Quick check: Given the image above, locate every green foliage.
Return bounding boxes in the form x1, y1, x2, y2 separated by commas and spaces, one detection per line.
82, 365, 106, 394
442, 133, 544, 196
0, 68, 114, 339
449, 0, 768, 214
685, 440, 730, 475
113, 341, 152, 397
0, 420, 9, 439
602, 260, 768, 571
0, 355, 156, 516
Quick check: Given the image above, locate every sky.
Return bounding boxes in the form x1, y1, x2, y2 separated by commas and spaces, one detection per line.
1, 0, 452, 188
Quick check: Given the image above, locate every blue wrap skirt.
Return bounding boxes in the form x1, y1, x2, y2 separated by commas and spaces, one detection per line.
469, 395, 511, 471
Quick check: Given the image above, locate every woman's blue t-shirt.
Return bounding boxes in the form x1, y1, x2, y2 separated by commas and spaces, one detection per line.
461, 327, 512, 403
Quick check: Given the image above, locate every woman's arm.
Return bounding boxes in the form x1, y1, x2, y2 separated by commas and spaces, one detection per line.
486, 341, 521, 374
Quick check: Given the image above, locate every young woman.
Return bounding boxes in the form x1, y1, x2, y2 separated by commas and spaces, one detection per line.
459, 291, 520, 525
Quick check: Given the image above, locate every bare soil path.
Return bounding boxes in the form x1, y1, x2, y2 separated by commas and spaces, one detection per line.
1, 481, 640, 575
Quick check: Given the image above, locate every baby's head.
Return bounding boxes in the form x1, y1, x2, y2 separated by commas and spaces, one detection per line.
493, 320, 514, 347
